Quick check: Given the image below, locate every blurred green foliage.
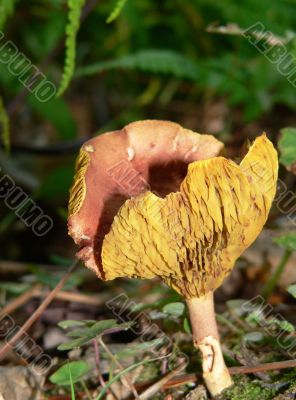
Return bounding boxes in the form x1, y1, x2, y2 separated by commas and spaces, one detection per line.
1, 5, 296, 398
279, 127, 296, 167
57, 0, 86, 96
0, 0, 296, 123
0, 97, 9, 153
273, 233, 296, 251
0, 0, 296, 263
0, 0, 18, 30
49, 360, 90, 386
57, 318, 133, 350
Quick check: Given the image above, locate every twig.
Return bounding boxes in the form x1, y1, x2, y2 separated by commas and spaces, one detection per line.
161, 357, 168, 375
139, 362, 186, 400
80, 380, 92, 400
159, 358, 296, 389
93, 339, 120, 400
34, 288, 108, 306
0, 283, 42, 317
206, 22, 291, 45
216, 313, 243, 334
95, 355, 169, 400
162, 373, 200, 389
0, 259, 78, 360
93, 340, 107, 388
0, 284, 108, 317
0, 260, 34, 274
229, 359, 296, 374
238, 344, 271, 382
98, 336, 140, 400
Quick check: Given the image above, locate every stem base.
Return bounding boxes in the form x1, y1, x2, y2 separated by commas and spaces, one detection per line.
187, 294, 233, 396
195, 335, 233, 396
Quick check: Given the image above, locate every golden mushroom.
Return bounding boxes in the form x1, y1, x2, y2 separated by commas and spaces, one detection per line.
68, 120, 278, 396
68, 120, 224, 273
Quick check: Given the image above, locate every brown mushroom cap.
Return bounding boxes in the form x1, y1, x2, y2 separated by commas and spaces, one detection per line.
68, 120, 224, 277
102, 134, 278, 298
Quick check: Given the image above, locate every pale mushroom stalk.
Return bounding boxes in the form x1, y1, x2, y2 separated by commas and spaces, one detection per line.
187, 293, 233, 396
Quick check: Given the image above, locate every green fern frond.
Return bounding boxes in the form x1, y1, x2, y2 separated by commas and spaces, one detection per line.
106, 0, 128, 23
0, 97, 10, 154
75, 49, 199, 81
57, 0, 85, 97
0, 0, 18, 30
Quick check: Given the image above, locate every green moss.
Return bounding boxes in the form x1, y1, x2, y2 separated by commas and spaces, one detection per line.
217, 376, 277, 400
272, 384, 296, 400
280, 369, 296, 384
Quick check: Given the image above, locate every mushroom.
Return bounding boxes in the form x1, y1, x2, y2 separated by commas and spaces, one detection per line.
68, 120, 278, 396
68, 120, 224, 273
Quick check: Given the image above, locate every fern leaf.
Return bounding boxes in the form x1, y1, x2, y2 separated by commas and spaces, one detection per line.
75, 50, 199, 81
0, 0, 18, 30
0, 97, 10, 154
106, 0, 128, 23
57, 0, 85, 97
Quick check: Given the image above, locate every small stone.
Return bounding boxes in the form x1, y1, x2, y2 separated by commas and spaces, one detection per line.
186, 385, 208, 399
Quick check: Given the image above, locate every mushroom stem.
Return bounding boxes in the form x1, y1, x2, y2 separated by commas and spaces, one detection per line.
186, 292, 233, 396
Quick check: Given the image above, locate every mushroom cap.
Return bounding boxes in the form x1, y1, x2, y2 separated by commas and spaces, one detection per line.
68, 120, 224, 277
102, 134, 278, 299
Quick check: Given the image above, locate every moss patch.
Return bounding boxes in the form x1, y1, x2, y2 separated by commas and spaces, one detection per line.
216, 376, 277, 400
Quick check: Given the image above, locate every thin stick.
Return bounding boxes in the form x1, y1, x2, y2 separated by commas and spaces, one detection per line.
0, 259, 78, 360
95, 355, 168, 400
98, 336, 140, 400
229, 359, 296, 374
162, 373, 199, 388
0, 285, 108, 317
216, 313, 243, 334
93, 340, 106, 388
93, 339, 120, 400
160, 358, 296, 389
0, 260, 36, 274
206, 23, 288, 45
0, 283, 42, 317
80, 379, 93, 400
139, 362, 186, 400
45, 290, 108, 306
